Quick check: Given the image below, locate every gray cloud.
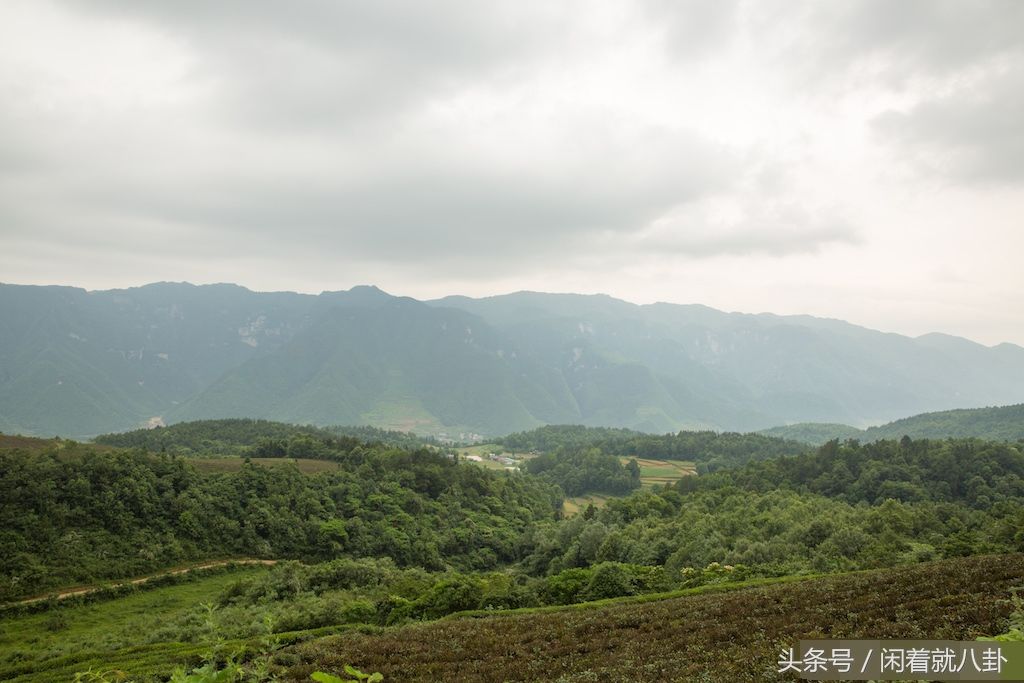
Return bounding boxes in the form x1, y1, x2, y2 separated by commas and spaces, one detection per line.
874, 63, 1024, 184
3, 1, 747, 274
2, 120, 733, 270
643, 0, 740, 61
3, 0, 1023, 347
752, 0, 1024, 88
626, 200, 861, 259
656, 223, 860, 259
60, 1, 564, 131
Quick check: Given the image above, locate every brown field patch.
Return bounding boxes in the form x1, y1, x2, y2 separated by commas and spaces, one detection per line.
281, 553, 1024, 682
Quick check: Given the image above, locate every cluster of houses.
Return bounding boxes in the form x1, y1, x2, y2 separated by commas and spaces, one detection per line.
461, 451, 521, 470
437, 431, 486, 445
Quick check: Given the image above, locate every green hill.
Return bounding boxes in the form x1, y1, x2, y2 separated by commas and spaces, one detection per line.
863, 403, 1024, 441
95, 419, 439, 455
500, 423, 809, 471
761, 403, 1024, 444
758, 422, 864, 444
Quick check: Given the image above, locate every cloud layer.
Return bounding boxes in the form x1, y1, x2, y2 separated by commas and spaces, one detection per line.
1, 0, 1022, 344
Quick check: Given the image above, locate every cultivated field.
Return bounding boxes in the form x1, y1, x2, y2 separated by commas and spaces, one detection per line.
562, 493, 613, 516
621, 456, 696, 487
561, 457, 694, 515
281, 553, 1024, 682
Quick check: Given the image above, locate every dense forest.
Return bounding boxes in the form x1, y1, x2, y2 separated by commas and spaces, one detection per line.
524, 447, 642, 496
501, 424, 809, 471
5, 422, 1023, 604
696, 437, 1024, 507
94, 419, 439, 456
500, 425, 646, 452
0, 436, 561, 601
758, 422, 865, 445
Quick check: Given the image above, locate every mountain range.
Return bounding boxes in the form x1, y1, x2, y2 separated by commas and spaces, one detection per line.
3, 281, 1024, 438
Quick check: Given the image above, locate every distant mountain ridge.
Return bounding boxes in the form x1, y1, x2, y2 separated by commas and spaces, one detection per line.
760, 403, 1024, 444
2, 281, 1024, 438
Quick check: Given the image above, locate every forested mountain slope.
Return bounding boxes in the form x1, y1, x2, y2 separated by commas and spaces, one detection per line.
4, 282, 1024, 437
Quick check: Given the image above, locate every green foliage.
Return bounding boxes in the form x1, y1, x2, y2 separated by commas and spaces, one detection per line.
513, 437, 1024, 579
169, 658, 246, 682
95, 419, 353, 456
980, 591, 1024, 642
581, 562, 635, 600
0, 436, 561, 599
325, 425, 440, 450
500, 425, 646, 452
4, 415, 1024, 682
694, 437, 1024, 507
503, 424, 809, 472
410, 576, 484, 619
525, 446, 641, 496
758, 422, 864, 445
762, 404, 1024, 445
311, 665, 383, 683
72, 669, 128, 682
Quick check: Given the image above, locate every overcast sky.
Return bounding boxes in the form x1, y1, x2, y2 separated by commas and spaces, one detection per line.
1, 1, 1023, 345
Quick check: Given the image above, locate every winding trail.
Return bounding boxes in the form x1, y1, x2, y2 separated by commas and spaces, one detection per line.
9, 558, 278, 607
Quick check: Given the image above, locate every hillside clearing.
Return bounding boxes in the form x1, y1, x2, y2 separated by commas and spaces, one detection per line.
562, 493, 612, 516
621, 456, 696, 487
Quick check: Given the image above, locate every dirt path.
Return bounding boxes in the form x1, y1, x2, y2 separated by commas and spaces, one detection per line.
11, 558, 278, 606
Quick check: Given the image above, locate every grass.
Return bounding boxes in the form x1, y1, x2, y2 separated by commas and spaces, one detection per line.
0, 566, 271, 681
562, 493, 612, 516
280, 553, 1024, 682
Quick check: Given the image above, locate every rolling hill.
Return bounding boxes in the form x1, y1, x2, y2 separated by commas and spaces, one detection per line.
761, 403, 1024, 444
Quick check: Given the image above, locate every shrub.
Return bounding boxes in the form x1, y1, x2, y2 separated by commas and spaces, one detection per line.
582, 563, 635, 601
